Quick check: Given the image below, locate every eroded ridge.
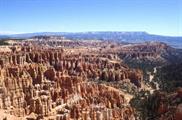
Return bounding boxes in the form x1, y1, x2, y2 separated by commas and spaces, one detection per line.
0, 46, 141, 120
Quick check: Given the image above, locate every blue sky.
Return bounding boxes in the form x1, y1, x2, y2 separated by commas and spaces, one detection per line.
0, 0, 181, 36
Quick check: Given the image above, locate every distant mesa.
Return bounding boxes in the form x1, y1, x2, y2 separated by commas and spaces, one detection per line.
1, 31, 182, 48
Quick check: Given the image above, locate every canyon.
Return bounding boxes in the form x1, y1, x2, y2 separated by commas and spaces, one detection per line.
0, 37, 181, 120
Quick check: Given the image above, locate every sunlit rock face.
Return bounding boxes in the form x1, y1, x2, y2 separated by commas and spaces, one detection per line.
0, 45, 141, 120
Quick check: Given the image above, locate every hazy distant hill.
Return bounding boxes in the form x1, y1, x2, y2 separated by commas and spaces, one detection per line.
0, 35, 9, 39
1, 32, 182, 48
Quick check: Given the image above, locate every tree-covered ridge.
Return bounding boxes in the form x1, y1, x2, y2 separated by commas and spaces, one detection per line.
0, 40, 9, 45
154, 63, 182, 92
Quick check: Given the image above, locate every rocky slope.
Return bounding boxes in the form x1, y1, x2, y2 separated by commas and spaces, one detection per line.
0, 46, 142, 120
0, 38, 181, 120
153, 63, 182, 92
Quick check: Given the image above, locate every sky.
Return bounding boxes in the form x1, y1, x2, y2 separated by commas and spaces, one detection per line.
0, 0, 181, 36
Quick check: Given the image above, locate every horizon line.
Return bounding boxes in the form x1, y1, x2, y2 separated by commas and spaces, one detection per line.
0, 31, 182, 37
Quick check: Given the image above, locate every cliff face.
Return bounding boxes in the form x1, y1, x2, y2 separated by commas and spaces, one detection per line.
0, 46, 143, 87
0, 46, 141, 119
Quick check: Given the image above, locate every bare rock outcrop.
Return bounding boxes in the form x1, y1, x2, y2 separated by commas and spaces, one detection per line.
0, 46, 140, 119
